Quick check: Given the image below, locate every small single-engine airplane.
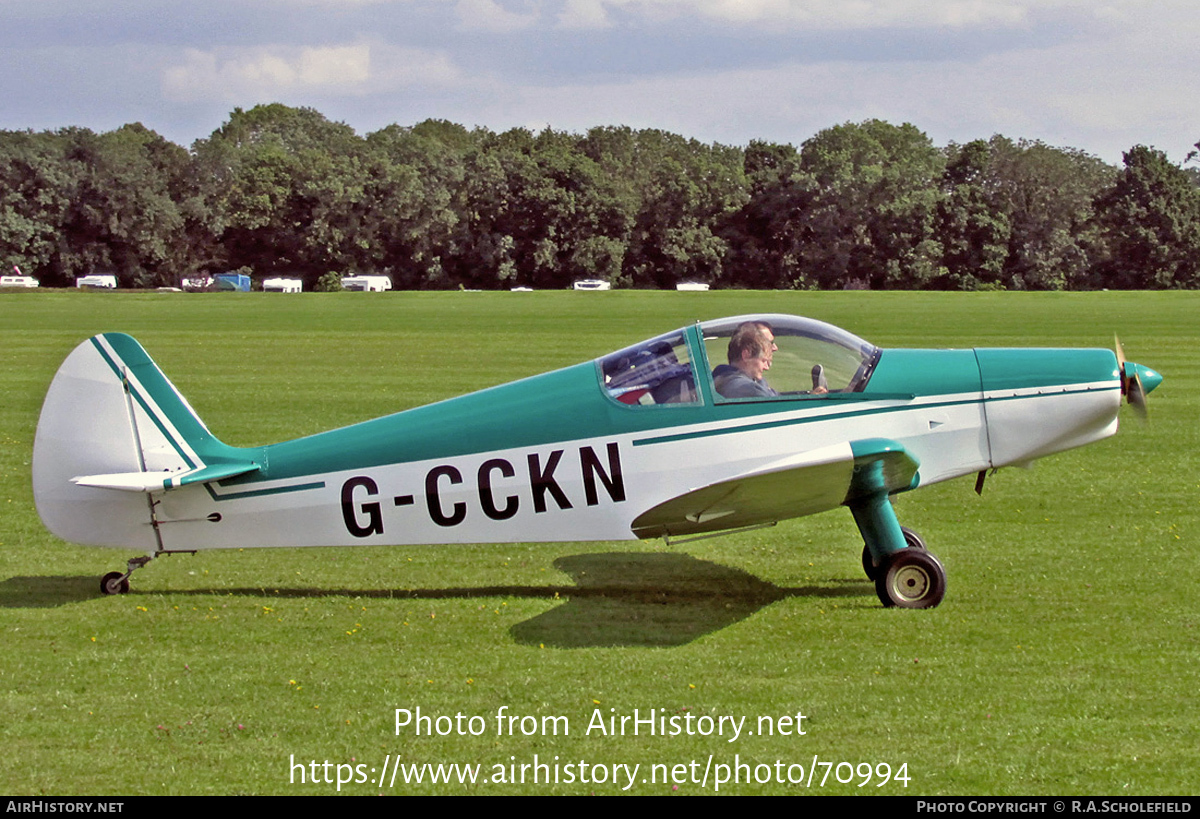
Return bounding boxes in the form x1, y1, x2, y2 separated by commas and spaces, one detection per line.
32, 314, 1161, 609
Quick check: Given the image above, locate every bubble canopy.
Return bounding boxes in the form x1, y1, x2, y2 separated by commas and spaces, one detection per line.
597, 314, 881, 406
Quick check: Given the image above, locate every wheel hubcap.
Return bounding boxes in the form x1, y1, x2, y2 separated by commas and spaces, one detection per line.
892, 565, 930, 602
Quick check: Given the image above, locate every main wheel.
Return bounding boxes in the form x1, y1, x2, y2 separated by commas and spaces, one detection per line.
875, 549, 946, 609
900, 526, 926, 550
862, 527, 927, 580
100, 571, 130, 595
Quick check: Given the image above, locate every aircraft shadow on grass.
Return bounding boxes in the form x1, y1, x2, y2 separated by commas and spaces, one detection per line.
0, 553, 870, 647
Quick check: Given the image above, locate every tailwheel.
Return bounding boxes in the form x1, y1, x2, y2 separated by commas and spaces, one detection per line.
862, 526, 926, 580
100, 571, 130, 595
875, 548, 946, 609
99, 554, 155, 595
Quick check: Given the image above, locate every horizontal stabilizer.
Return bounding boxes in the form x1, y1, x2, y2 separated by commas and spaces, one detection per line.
73, 461, 261, 493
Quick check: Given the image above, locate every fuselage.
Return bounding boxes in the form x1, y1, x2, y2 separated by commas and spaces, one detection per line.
136, 316, 1127, 551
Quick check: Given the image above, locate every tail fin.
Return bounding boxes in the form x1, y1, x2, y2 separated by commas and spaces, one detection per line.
33, 334, 258, 548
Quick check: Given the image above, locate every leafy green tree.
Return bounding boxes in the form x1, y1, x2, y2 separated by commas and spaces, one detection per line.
446, 128, 633, 289
793, 120, 946, 289
0, 130, 74, 285
581, 127, 745, 289
315, 270, 344, 291
1, 124, 200, 288
192, 105, 367, 287
1093, 145, 1200, 288
364, 120, 476, 289
719, 140, 806, 289
984, 137, 1114, 290
934, 140, 1011, 289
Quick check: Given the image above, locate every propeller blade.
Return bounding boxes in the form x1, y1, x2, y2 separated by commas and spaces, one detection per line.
1127, 370, 1149, 419
1114, 335, 1150, 420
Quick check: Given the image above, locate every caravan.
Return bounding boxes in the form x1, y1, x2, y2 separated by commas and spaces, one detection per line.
342, 275, 392, 292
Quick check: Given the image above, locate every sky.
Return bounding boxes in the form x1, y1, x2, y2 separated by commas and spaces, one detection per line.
1, 0, 1196, 165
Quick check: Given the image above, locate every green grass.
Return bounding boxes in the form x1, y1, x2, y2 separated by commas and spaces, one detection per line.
1, 289, 1197, 795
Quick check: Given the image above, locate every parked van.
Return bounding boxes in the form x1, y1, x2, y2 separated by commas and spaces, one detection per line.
76, 275, 117, 289
573, 279, 611, 291
342, 275, 392, 292
263, 278, 303, 293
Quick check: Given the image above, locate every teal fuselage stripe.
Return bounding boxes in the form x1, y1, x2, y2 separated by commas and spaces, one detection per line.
204, 480, 327, 501
631, 385, 1120, 448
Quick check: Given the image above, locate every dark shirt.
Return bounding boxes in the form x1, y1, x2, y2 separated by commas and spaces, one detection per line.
712, 364, 778, 399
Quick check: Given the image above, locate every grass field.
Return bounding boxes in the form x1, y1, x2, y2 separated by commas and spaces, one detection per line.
1, 289, 1196, 795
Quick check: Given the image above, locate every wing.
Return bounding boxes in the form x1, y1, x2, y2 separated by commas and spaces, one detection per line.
631, 438, 919, 539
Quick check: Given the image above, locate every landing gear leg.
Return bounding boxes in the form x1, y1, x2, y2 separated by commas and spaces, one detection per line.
99, 554, 155, 595
861, 526, 925, 580
849, 491, 946, 609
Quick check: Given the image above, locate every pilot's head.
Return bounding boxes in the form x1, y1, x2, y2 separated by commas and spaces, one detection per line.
728, 324, 771, 380
752, 321, 777, 369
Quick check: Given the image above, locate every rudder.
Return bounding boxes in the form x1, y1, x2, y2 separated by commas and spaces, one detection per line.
32, 334, 244, 549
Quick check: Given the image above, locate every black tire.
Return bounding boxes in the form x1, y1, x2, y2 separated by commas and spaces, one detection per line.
100, 571, 129, 595
862, 545, 878, 580
875, 549, 946, 609
862, 527, 926, 580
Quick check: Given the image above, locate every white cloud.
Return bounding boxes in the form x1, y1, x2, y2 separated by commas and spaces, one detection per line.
161, 43, 464, 103
162, 45, 372, 102
369, 45, 464, 87
468, 9, 1199, 164
455, 0, 541, 30
556, 0, 612, 28
573, 0, 1035, 28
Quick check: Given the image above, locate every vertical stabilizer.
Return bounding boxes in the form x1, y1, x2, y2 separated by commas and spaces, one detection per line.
32, 334, 246, 549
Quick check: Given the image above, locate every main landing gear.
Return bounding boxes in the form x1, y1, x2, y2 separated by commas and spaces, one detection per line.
871, 546, 946, 609
850, 495, 947, 609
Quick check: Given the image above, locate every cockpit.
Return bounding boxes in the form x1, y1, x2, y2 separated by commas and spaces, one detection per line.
597, 314, 881, 407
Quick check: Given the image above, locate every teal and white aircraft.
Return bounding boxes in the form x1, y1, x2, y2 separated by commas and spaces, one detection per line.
32, 314, 1161, 609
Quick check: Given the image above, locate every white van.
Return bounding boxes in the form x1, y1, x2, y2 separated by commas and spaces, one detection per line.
342, 275, 392, 292
573, 279, 611, 291
263, 278, 303, 293
76, 275, 117, 289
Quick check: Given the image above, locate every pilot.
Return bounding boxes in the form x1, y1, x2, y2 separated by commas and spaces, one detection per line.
712, 324, 779, 398
751, 320, 827, 395
752, 320, 779, 388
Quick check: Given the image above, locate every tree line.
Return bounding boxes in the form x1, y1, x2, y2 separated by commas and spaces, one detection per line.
2, 104, 1199, 291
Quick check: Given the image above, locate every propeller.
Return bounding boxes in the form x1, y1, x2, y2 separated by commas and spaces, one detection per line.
1114, 336, 1161, 419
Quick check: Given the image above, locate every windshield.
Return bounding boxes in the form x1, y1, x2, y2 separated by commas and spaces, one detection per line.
699, 315, 879, 401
